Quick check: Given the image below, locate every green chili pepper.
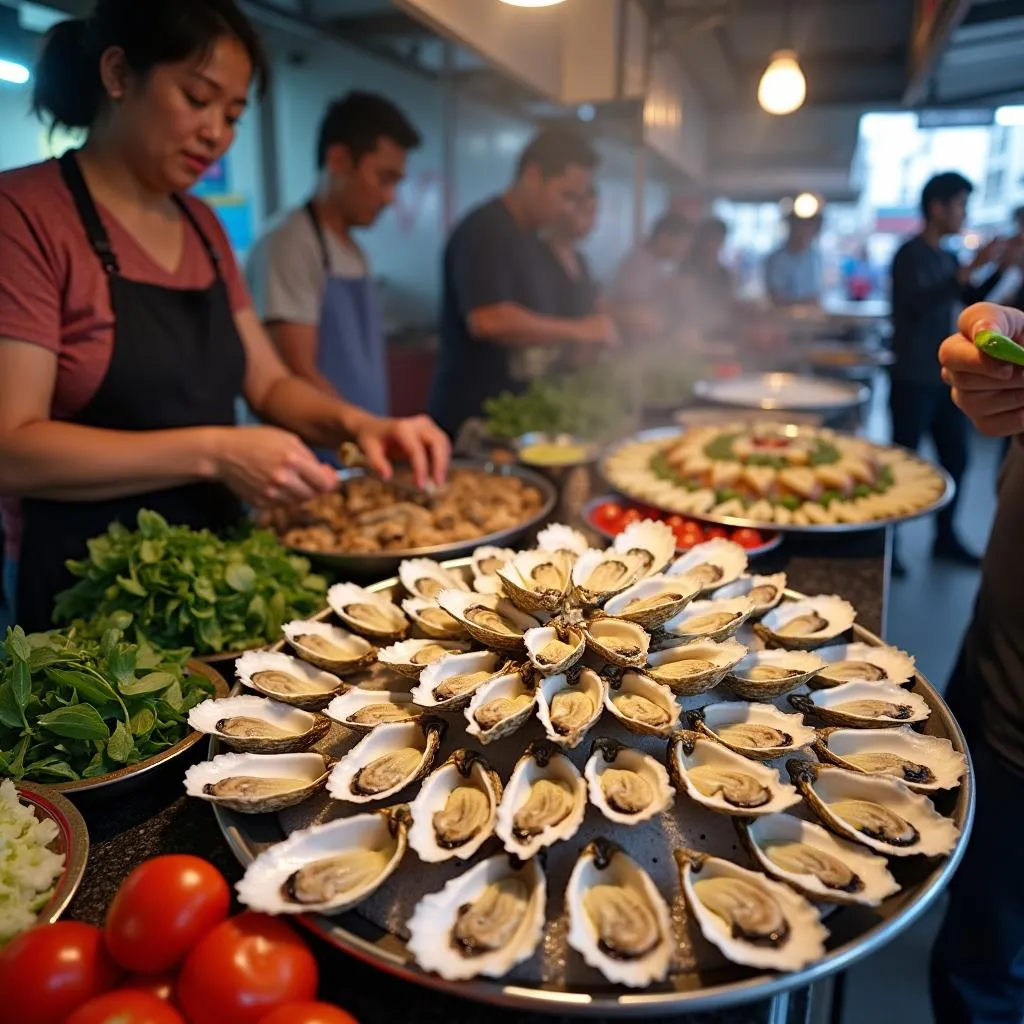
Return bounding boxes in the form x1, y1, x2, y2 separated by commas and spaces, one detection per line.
975, 329, 1024, 366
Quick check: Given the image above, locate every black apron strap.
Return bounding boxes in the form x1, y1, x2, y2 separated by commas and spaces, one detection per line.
305, 200, 331, 271
172, 194, 223, 278
58, 150, 119, 275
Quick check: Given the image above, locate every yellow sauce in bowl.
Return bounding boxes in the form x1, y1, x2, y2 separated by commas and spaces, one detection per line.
519, 442, 590, 467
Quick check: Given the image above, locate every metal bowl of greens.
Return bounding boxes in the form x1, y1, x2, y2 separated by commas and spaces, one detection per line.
0, 627, 228, 801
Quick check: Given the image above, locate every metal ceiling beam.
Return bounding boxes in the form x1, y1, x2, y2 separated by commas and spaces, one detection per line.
904, 0, 973, 105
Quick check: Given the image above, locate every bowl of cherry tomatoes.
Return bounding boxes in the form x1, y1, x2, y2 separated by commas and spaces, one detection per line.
584, 495, 782, 557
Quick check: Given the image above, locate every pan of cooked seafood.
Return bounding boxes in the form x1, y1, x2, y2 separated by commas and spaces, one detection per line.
190, 527, 971, 1015
260, 460, 558, 575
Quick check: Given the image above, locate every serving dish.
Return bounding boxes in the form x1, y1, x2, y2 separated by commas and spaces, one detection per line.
693, 373, 869, 414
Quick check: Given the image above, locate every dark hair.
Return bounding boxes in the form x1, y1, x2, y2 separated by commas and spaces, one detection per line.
33, 0, 269, 131
694, 216, 727, 243
650, 213, 692, 241
921, 172, 973, 219
316, 91, 421, 169
515, 128, 598, 180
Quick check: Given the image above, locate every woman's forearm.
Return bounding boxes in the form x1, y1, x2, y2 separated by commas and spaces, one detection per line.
0, 420, 220, 499
254, 375, 366, 449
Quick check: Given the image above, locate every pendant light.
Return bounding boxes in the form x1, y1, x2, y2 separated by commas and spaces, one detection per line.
757, 4, 805, 115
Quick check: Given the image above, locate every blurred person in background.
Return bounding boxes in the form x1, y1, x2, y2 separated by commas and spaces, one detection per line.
680, 217, 736, 339
610, 213, 692, 344
545, 182, 600, 320
931, 299, 1024, 1024
842, 243, 880, 302
429, 129, 618, 439
764, 211, 823, 306
247, 92, 422, 439
889, 172, 1013, 570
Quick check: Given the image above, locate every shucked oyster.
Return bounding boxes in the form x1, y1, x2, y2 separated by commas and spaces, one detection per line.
465, 666, 536, 745
789, 680, 930, 728
407, 854, 546, 981
524, 620, 586, 676
713, 573, 788, 618
184, 751, 330, 814
497, 549, 572, 613
189, 695, 330, 754
437, 590, 540, 651
811, 642, 916, 688
283, 619, 376, 673
535, 668, 606, 749
584, 615, 651, 669
328, 583, 408, 641
602, 668, 680, 738
584, 738, 675, 825
377, 638, 472, 679
325, 688, 420, 732
603, 574, 699, 631
571, 549, 643, 606
612, 519, 678, 577
236, 651, 346, 710
663, 597, 754, 643
401, 597, 466, 640
412, 650, 502, 710
724, 649, 824, 701
645, 638, 747, 696
755, 595, 856, 650
688, 701, 815, 761
667, 538, 748, 594
399, 558, 470, 601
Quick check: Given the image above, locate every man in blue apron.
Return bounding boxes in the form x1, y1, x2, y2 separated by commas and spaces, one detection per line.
248, 92, 421, 457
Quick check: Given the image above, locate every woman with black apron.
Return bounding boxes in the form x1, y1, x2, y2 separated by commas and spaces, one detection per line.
0, 0, 449, 633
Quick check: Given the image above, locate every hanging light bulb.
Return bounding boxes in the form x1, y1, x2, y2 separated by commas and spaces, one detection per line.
498, 0, 566, 6
793, 192, 820, 219
758, 50, 806, 115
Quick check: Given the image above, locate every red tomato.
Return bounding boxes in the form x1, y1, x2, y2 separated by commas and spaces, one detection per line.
665, 514, 688, 530
66, 991, 186, 1024
121, 972, 179, 1005
0, 922, 121, 1024
732, 528, 765, 550
633, 504, 663, 521
674, 522, 705, 549
259, 1002, 361, 1024
704, 526, 729, 541
619, 508, 644, 528
590, 502, 625, 533
177, 913, 318, 1024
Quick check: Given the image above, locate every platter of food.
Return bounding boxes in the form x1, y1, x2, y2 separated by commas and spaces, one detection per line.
602, 425, 953, 532
693, 373, 869, 414
262, 461, 558, 575
189, 528, 971, 1015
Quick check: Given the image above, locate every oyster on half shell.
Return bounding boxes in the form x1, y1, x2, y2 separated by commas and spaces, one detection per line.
376, 638, 472, 679
188, 695, 330, 754
603, 575, 699, 631
602, 669, 681, 738
810, 642, 916, 689
324, 688, 420, 732
399, 558, 470, 601
497, 549, 573, 613
411, 650, 503, 710
535, 667, 606, 749
755, 596, 856, 651
688, 701, 815, 761
572, 549, 644, 607
283, 619, 377, 674
712, 573, 787, 618
437, 590, 540, 652
184, 751, 330, 813
524, 620, 586, 676
667, 538, 748, 594
585, 738, 675, 825
584, 615, 651, 669
789, 680, 930, 728
464, 666, 537, 745
327, 583, 408, 641
724, 649, 825, 701
663, 596, 755, 644
645, 638, 747, 696
612, 519, 677, 577
401, 597, 466, 640
236, 651, 346, 710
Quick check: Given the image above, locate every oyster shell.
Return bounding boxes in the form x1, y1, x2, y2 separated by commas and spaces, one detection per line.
406, 854, 546, 981
645, 638, 747, 696
184, 751, 329, 813
725, 649, 825, 700
401, 597, 466, 640
327, 583, 408, 641
755, 596, 856, 651
566, 838, 672, 988
464, 667, 536, 745
188, 695, 330, 754
471, 546, 517, 595
810, 642, 916, 689
571, 549, 643, 606
437, 590, 540, 652
601, 669, 681, 738
411, 650, 503, 710
494, 743, 586, 858
408, 750, 503, 863
813, 726, 966, 792
788, 760, 961, 857
612, 519, 677, 577
667, 538, 748, 594
235, 805, 410, 915
603, 575, 699, 631
282, 619, 376, 673
739, 814, 900, 907
688, 701, 815, 761
535, 668, 606, 749
789, 680, 930, 728
236, 651, 346, 710
324, 688, 420, 732
524, 621, 586, 676
584, 615, 651, 669
663, 596, 755, 643
327, 718, 446, 804
497, 549, 573, 613
376, 638, 472, 680
536, 522, 590, 559
668, 731, 801, 817
585, 738, 675, 825
712, 573, 787, 618
676, 849, 828, 971
399, 558, 470, 601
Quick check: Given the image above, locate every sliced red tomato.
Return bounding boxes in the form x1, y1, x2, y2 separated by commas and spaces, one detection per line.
105, 855, 230, 974
65, 991, 186, 1024
259, 1003, 361, 1024
590, 501, 625, 534
732, 528, 766, 550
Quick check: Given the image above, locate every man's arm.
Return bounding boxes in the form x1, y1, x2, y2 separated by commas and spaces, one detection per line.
468, 303, 612, 347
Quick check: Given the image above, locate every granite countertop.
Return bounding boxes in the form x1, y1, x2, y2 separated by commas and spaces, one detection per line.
65, 478, 888, 1024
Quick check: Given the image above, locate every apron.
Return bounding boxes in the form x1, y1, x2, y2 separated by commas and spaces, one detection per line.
305, 202, 388, 423
14, 150, 246, 633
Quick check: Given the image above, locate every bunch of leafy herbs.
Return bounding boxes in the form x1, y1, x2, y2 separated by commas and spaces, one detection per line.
0, 626, 213, 784
53, 510, 327, 654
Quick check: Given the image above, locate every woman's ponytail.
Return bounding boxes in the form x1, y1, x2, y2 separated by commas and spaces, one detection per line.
32, 18, 105, 131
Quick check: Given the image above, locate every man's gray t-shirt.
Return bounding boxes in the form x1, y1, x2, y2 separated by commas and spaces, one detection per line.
246, 206, 369, 326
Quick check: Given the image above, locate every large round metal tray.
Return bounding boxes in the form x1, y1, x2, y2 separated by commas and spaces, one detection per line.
210, 562, 973, 1017
274, 460, 559, 577
601, 426, 955, 534
693, 373, 869, 414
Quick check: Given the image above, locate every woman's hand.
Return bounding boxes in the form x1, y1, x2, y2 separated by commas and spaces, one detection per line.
211, 425, 337, 508
940, 302, 1024, 437
351, 413, 451, 489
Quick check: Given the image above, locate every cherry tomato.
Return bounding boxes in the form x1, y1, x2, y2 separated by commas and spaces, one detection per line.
633, 504, 663, 521
177, 912, 318, 1024
665, 514, 688, 530
704, 526, 729, 541
0, 922, 121, 1024
590, 502, 625, 534
259, 1002, 361, 1024
105, 855, 230, 974
732, 528, 765, 550
66, 991, 186, 1024
619, 508, 644, 528
121, 972, 179, 1005
674, 522, 705, 549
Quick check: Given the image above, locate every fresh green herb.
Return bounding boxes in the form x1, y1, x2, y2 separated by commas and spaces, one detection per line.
53, 511, 327, 654
818, 489, 841, 507
875, 465, 895, 493
807, 441, 841, 467
853, 483, 872, 499
0, 625, 213, 784
703, 433, 741, 462
779, 495, 802, 511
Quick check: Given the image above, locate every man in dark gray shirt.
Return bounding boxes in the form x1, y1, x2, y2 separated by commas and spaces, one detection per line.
934, 300, 1024, 1024
890, 172, 1006, 568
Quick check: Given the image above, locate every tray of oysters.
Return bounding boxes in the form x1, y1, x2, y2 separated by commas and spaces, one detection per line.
185, 520, 972, 1016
